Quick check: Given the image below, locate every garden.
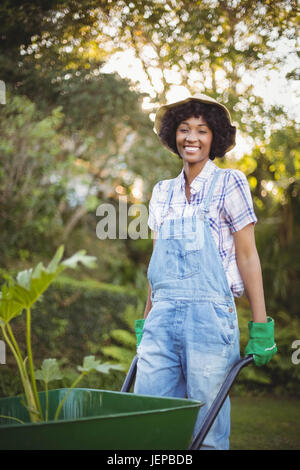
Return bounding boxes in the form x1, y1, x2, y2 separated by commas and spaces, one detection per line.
0, 0, 299, 451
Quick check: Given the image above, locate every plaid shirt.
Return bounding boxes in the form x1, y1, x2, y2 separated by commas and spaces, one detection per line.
148, 159, 257, 297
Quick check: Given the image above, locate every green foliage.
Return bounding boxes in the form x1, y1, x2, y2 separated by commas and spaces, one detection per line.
57, 71, 147, 132
0, 95, 70, 261
35, 359, 63, 385
0, 90, 161, 269
0, 246, 126, 423
34, 355, 124, 422
2, 246, 97, 311
77, 356, 124, 375
54, 355, 124, 421
239, 124, 300, 318
0, 275, 138, 398
101, 302, 144, 370
0, 285, 23, 325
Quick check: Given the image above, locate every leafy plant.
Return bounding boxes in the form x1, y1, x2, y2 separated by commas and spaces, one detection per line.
34, 356, 123, 422
101, 301, 143, 369
35, 359, 63, 422
54, 356, 123, 421
0, 245, 123, 423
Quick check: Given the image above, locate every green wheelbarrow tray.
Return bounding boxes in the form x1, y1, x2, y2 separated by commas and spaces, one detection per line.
0, 388, 202, 450
0, 355, 253, 450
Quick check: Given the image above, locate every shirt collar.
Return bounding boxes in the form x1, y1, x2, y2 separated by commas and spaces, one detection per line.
175, 159, 217, 194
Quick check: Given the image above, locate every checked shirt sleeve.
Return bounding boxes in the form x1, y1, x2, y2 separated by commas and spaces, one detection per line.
223, 170, 257, 233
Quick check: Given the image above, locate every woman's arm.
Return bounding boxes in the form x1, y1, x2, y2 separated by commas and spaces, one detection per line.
233, 223, 267, 323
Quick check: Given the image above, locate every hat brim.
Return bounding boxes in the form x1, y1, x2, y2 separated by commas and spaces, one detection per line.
154, 93, 236, 155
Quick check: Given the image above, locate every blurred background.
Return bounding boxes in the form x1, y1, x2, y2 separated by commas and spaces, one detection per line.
0, 0, 299, 448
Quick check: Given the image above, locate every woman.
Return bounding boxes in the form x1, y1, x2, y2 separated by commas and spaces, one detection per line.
134, 94, 277, 450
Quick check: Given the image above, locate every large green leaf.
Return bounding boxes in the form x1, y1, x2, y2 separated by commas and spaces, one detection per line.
61, 251, 97, 270
7, 246, 97, 309
35, 359, 64, 384
0, 284, 24, 325
46, 245, 64, 273
77, 355, 124, 374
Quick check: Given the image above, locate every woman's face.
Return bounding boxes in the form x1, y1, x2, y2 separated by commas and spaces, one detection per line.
175, 115, 213, 164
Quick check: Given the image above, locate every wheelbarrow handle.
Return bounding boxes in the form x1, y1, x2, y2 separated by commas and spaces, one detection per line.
189, 354, 254, 450
120, 354, 139, 393
120, 354, 254, 450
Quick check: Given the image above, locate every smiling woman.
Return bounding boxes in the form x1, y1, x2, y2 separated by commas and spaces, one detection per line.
156, 95, 236, 160
133, 92, 277, 451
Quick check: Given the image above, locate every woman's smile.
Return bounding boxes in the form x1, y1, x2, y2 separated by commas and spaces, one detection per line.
184, 146, 200, 153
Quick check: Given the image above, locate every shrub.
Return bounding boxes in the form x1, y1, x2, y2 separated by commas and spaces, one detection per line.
0, 274, 138, 398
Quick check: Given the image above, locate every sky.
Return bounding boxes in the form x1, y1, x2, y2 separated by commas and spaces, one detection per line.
100, 36, 299, 158
101, 36, 299, 117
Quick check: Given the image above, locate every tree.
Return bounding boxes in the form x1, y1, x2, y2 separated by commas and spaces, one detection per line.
1, 0, 298, 288
105, 1, 298, 107
0, 94, 70, 262
1, 1, 178, 248
224, 115, 299, 318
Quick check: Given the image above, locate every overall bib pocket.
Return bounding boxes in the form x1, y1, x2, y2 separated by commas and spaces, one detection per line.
165, 246, 200, 279
164, 218, 204, 279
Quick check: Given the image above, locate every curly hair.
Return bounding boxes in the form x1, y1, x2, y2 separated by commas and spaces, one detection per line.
159, 101, 236, 160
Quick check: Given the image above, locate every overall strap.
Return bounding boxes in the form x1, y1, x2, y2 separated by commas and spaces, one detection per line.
203, 168, 222, 212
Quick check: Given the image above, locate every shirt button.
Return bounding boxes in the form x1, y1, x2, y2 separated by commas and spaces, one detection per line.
229, 308, 233, 313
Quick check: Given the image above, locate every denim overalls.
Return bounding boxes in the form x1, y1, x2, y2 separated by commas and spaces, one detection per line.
134, 168, 240, 450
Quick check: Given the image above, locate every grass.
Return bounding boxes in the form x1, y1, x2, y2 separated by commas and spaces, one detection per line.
230, 396, 300, 450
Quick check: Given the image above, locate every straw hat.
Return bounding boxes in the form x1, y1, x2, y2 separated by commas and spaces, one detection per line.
154, 93, 236, 155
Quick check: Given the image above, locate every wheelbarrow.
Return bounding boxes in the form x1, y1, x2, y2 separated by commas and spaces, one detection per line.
0, 355, 253, 450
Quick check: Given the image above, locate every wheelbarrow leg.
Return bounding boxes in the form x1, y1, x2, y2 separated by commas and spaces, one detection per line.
188, 355, 254, 450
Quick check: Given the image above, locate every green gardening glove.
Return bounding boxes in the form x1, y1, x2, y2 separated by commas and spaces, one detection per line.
135, 319, 145, 348
244, 317, 277, 367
